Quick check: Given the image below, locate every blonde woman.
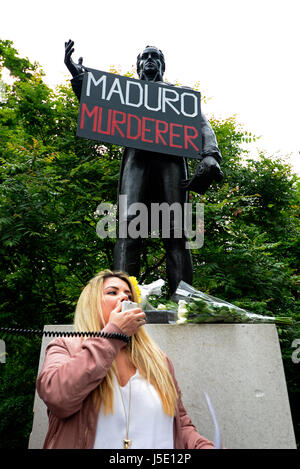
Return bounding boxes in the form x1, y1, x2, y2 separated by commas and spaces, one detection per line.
36, 270, 214, 449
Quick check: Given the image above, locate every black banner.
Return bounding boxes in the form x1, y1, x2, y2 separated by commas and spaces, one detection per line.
76, 68, 201, 158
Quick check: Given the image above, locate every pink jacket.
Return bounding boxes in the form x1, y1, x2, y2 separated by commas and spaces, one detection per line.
36, 322, 214, 449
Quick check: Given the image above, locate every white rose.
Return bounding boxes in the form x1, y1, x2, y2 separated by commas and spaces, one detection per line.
176, 317, 187, 324
177, 300, 188, 324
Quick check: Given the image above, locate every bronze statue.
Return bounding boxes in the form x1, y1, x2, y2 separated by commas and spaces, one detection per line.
64, 40, 223, 294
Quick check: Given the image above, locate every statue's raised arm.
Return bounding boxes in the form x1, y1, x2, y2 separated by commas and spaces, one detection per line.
64, 39, 85, 78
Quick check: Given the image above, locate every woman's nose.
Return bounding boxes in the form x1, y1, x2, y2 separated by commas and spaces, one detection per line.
120, 292, 129, 301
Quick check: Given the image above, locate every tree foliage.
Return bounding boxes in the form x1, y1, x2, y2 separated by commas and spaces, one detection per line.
0, 40, 299, 448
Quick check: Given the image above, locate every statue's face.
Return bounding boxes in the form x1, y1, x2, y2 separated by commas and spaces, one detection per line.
138, 47, 164, 80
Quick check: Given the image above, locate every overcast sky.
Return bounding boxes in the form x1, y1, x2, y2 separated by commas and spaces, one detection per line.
2, 0, 299, 175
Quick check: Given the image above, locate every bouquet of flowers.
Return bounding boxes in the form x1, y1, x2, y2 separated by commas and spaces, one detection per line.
171, 281, 295, 326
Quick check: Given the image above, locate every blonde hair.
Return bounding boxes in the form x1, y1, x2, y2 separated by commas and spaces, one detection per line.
74, 270, 178, 416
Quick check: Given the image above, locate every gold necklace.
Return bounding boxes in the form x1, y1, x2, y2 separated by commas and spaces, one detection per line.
118, 379, 132, 449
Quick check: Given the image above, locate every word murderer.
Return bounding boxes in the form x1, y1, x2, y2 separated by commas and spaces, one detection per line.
77, 68, 202, 158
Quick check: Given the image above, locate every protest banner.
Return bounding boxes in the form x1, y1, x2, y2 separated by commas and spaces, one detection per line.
77, 68, 202, 158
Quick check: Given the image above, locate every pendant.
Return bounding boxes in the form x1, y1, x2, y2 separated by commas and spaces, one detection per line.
123, 438, 132, 449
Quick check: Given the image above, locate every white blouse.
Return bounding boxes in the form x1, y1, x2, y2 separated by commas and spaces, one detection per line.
93, 369, 174, 449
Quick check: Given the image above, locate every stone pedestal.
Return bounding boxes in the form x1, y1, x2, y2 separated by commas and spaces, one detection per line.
28, 324, 296, 449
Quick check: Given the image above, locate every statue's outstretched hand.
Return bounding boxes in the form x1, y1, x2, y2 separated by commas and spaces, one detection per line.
181, 156, 223, 194
64, 39, 85, 78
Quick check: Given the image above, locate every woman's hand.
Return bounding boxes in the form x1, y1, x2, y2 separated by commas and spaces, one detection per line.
109, 300, 146, 337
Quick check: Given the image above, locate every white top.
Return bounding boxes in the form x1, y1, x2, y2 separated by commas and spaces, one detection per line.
93, 369, 174, 449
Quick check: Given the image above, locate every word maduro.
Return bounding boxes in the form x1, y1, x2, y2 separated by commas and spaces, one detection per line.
80, 103, 199, 151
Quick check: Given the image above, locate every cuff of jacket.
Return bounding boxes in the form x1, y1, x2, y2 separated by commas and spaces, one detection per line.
201, 149, 222, 164
94, 322, 129, 349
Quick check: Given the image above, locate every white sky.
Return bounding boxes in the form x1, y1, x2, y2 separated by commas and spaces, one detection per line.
1, 0, 300, 175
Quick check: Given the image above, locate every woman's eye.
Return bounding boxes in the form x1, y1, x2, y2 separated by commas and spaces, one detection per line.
106, 290, 133, 300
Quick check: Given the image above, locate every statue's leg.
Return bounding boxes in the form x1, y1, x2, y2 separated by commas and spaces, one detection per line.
153, 155, 193, 295
163, 237, 193, 295
113, 150, 148, 276
113, 236, 142, 277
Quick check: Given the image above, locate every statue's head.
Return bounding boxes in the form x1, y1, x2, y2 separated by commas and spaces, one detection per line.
136, 45, 165, 82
